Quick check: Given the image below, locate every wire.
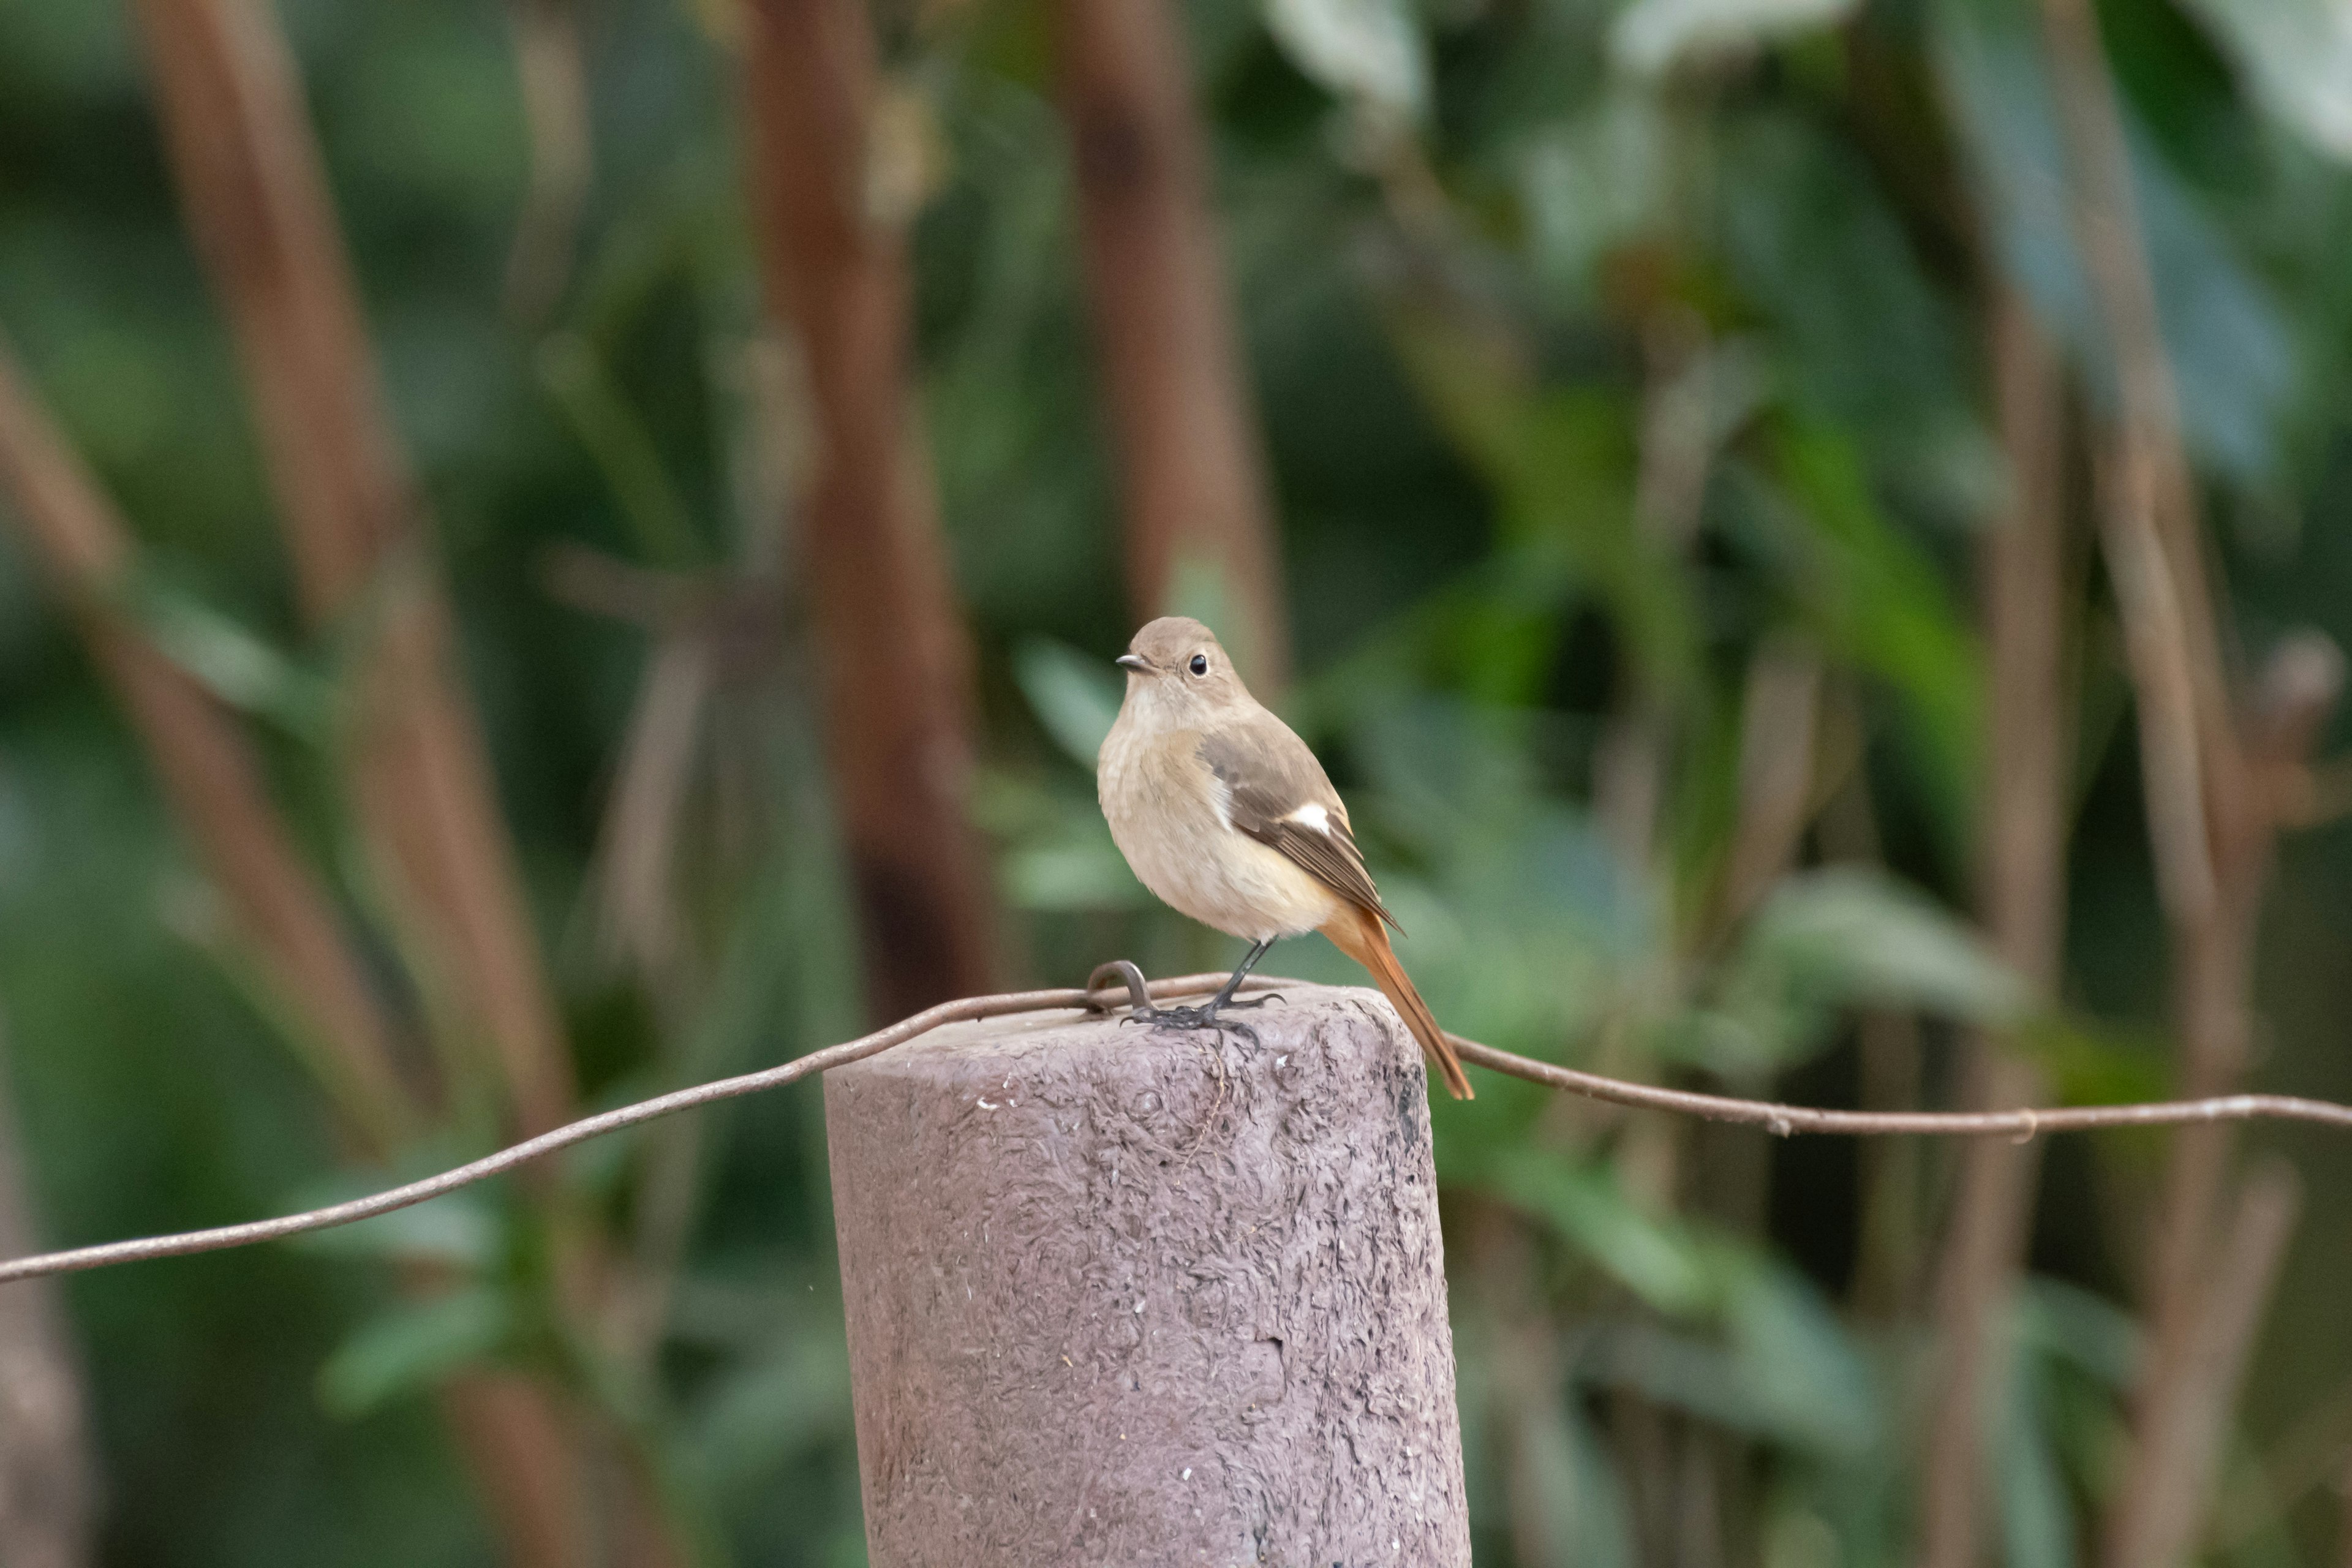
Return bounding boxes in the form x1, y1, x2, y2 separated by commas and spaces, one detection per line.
5, 967, 2350, 1287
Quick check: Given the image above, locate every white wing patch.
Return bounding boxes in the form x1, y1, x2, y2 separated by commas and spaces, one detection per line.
1208, 767, 1234, 829
1287, 802, 1332, 834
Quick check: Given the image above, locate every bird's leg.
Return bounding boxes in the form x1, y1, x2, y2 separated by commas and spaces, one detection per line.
1207, 937, 1281, 1011
1126, 938, 1281, 1041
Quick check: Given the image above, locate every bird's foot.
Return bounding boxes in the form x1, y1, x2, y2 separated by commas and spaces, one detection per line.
1084, 960, 1278, 1044
1219, 990, 1283, 1012
1123, 1002, 1261, 1050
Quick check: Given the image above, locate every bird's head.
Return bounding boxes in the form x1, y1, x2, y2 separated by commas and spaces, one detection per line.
1115, 616, 1253, 728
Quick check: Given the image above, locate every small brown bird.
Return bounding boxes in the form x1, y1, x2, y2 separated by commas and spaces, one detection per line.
1096, 616, 1474, 1099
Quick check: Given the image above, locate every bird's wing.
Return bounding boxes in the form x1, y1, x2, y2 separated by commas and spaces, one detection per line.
1197, 718, 1401, 932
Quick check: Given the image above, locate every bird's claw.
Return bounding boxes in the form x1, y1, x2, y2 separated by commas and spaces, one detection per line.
1125, 1001, 1261, 1049
1087, 959, 1273, 1047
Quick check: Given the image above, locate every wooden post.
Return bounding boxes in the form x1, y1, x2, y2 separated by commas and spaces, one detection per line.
826, 982, 1470, 1565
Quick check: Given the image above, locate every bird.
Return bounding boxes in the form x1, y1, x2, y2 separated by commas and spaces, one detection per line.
1095, 616, 1474, 1100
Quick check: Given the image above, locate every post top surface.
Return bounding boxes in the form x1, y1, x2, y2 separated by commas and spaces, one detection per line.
829, 979, 1384, 1082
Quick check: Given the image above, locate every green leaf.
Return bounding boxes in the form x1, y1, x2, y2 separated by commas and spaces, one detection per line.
1001, 827, 1150, 911
973, 768, 1148, 911
685, 1319, 856, 1491
1996, 1311, 2079, 1568
2019, 1276, 2140, 1390
317, 1287, 514, 1417
1763, 420, 1984, 826
1931, 0, 2294, 481
537, 332, 706, 569
1517, 90, 1678, 298
1011, 636, 1122, 769
1738, 865, 2030, 1025
291, 1192, 499, 1269
2007, 1015, 2171, 1111
112, 568, 333, 737
1716, 119, 1967, 448
1683, 865, 2027, 1072
1518, 393, 1694, 676
1462, 1144, 1716, 1314
1576, 1264, 1878, 1457
1721, 1261, 1877, 1456
1264, 0, 1430, 122
2176, 0, 2352, 163
1611, 0, 1861, 77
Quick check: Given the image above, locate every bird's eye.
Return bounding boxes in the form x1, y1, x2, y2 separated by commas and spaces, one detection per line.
1188, 654, 1209, 676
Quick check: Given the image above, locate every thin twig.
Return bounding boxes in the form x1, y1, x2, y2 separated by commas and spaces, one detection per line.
9, 971, 2352, 1289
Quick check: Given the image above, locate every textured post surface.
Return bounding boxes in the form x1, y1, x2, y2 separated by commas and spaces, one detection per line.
825, 982, 1469, 1567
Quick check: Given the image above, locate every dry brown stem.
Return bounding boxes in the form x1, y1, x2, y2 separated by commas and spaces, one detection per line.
1596, 312, 1714, 869
0, 1028, 93, 1568
1053, 0, 1291, 688
435, 1375, 592, 1568
2109, 1163, 2302, 1568
132, 0, 578, 1141
1714, 636, 1823, 930
1809, 769, 1931, 1324
503, 0, 593, 321
742, 0, 999, 1019
2029, 4, 2340, 1562
1918, 291, 2071, 1568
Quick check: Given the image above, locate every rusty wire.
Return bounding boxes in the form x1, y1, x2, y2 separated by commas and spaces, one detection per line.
5, 965, 2351, 1287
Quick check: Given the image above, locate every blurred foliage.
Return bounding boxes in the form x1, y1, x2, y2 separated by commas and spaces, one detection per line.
6, 0, 2352, 1564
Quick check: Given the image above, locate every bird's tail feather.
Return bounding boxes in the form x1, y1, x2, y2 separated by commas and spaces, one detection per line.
1322, 907, 1474, 1101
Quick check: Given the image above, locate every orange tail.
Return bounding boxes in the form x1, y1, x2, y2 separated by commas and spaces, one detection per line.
1321, 906, 1474, 1101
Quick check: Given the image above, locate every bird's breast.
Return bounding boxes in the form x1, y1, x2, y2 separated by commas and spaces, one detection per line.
1098, 725, 1338, 941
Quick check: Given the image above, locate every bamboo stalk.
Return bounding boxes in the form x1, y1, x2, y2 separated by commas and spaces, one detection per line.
132, 0, 578, 1140
120, 3, 677, 1560
741, 0, 1000, 1019
0, 326, 619, 1568
1052, 0, 1291, 689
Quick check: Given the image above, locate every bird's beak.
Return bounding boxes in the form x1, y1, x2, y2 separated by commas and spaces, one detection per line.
1115, 654, 1148, 673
